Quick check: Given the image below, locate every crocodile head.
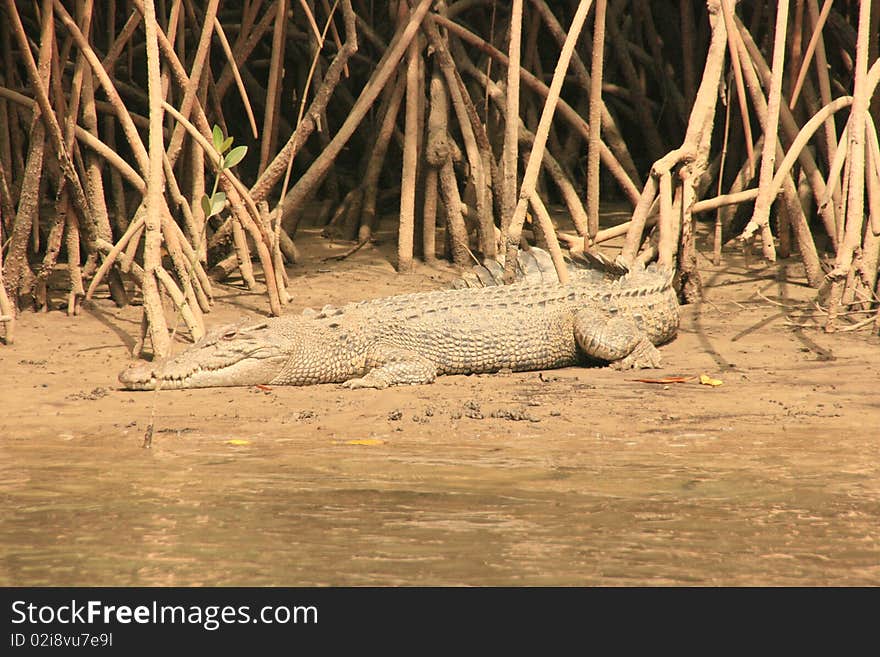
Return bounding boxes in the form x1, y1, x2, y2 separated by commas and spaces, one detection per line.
118, 319, 290, 390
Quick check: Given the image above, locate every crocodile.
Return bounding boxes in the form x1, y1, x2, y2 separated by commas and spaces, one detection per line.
118, 260, 680, 390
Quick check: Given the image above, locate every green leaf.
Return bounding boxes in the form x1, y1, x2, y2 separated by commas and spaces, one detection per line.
220, 136, 234, 154
212, 125, 224, 152
223, 145, 248, 169
210, 192, 227, 217
200, 194, 212, 219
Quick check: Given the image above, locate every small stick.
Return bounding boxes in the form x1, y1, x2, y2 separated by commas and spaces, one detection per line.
209, 254, 240, 282
295, 0, 323, 43
320, 0, 348, 77
836, 315, 879, 332
120, 224, 145, 277
787, 0, 806, 108
516, 126, 589, 237
101, 6, 142, 71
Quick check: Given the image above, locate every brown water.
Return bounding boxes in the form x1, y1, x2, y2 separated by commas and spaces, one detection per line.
2, 416, 878, 586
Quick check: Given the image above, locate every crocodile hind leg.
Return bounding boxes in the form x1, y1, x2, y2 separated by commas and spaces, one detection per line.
341, 346, 438, 389
574, 312, 663, 369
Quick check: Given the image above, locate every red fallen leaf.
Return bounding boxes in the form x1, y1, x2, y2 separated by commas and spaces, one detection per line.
254, 384, 273, 391
632, 376, 693, 384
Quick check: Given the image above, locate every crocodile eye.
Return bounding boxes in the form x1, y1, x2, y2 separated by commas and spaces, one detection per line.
221, 329, 238, 340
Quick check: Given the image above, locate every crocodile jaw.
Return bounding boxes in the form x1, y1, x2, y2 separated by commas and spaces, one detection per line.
118, 322, 290, 390
118, 354, 287, 389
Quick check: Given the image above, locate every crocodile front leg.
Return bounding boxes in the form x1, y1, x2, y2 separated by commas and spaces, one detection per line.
341, 345, 438, 389
573, 311, 663, 369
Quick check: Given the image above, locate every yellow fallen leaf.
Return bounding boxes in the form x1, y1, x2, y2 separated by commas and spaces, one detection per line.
226, 439, 251, 446
699, 374, 723, 387
346, 439, 386, 446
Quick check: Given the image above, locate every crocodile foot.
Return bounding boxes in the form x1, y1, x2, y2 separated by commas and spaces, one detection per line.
611, 338, 663, 370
